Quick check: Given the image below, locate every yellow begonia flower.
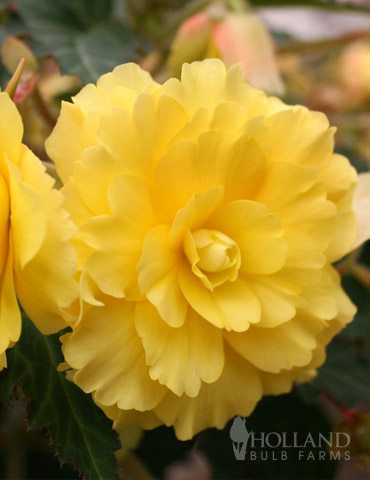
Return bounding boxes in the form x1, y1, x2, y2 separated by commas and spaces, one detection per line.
0, 92, 78, 369
46, 60, 357, 440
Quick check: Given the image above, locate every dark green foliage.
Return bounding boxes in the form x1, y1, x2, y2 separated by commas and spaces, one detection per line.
19, 0, 148, 83
0, 314, 121, 480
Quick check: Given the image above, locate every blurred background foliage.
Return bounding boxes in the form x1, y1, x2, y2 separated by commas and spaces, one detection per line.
0, 0, 370, 479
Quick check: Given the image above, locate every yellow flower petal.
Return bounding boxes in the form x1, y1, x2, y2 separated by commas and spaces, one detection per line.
97, 63, 157, 97
96, 94, 188, 182
81, 175, 155, 300
135, 301, 224, 397
179, 265, 261, 331
0, 92, 23, 164
260, 107, 334, 169
13, 146, 78, 333
169, 186, 224, 247
255, 161, 337, 253
44, 101, 84, 183
0, 93, 78, 363
152, 131, 265, 223
64, 298, 166, 411
162, 59, 267, 118
153, 345, 262, 440
73, 146, 121, 216
103, 405, 162, 432
0, 174, 9, 275
0, 243, 21, 356
138, 225, 188, 327
61, 180, 93, 227
326, 184, 356, 262
208, 199, 287, 275
7, 158, 47, 269
249, 279, 296, 328
225, 314, 324, 373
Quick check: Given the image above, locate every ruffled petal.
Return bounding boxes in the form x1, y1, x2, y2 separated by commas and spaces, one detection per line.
326, 183, 357, 262
64, 298, 166, 411
81, 175, 156, 300
0, 243, 21, 355
7, 158, 46, 269
44, 101, 85, 183
97, 63, 157, 97
0, 92, 23, 164
0, 174, 9, 275
73, 146, 122, 216
179, 265, 261, 331
249, 279, 296, 328
153, 345, 262, 440
135, 301, 224, 397
225, 314, 325, 373
14, 146, 78, 334
137, 225, 187, 327
169, 186, 224, 247
161, 60, 267, 118
255, 161, 336, 253
207, 199, 287, 275
259, 107, 334, 170
152, 131, 266, 223
96, 93, 188, 181
102, 404, 162, 431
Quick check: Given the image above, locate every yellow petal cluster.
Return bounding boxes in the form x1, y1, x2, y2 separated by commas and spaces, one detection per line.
0, 93, 78, 369
46, 60, 357, 440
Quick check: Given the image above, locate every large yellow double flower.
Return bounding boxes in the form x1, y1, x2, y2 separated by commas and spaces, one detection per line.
0, 92, 78, 369
47, 59, 357, 440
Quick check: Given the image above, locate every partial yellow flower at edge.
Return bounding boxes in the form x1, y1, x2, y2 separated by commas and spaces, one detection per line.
47, 59, 358, 440
0, 92, 78, 368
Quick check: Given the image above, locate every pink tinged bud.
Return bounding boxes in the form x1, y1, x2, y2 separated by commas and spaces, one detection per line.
168, 12, 212, 77
12, 74, 38, 103
212, 14, 285, 95
178, 11, 211, 39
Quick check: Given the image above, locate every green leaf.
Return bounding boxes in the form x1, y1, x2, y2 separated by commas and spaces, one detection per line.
298, 338, 370, 407
0, 314, 121, 480
0, 2, 28, 88
19, 0, 147, 83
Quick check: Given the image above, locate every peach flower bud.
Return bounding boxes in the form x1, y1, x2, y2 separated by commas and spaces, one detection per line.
168, 8, 284, 95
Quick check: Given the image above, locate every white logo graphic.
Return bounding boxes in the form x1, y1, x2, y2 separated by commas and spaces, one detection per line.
229, 416, 351, 462
230, 417, 253, 460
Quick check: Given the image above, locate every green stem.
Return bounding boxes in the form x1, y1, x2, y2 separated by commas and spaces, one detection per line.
119, 453, 155, 480
33, 86, 57, 129
278, 29, 370, 54
349, 263, 370, 289
5, 400, 27, 480
250, 0, 370, 14
335, 247, 362, 277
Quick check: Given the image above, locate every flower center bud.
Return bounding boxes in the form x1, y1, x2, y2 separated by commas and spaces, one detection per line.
184, 228, 241, 290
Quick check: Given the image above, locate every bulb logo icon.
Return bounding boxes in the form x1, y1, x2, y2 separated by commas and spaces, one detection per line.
230, 416, 252, 460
